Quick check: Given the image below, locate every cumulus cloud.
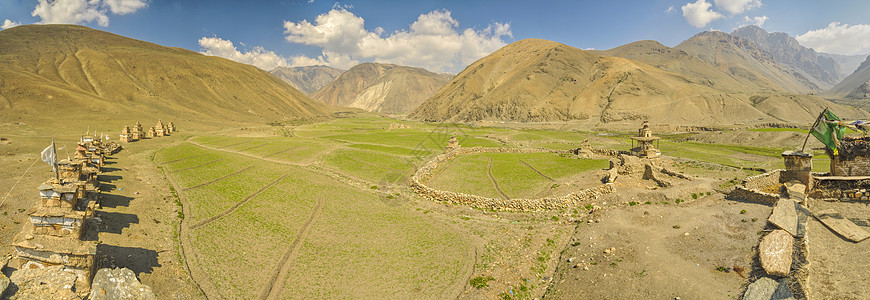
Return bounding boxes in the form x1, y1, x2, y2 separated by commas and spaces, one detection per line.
283, 8, 511, 73
30, 0, 147, 27
713, 0, 761, 15
796, 22, 870, 56
1, 19, 21, 30
682, 0, 724, 28
741, 15, 768, 27
198, 36, 327, 70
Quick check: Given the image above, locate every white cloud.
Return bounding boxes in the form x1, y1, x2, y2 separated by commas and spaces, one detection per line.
665, 6, 675, 14
103, 0, 148, 15
198, 36, 327, 70
741, 15, 768, 27
796, 22, 870, 56
682, 0, 724, 28
283, 8, 511, 73
713, 0, 761, 15
1, 19, 21, 30
30, 0, 147, 27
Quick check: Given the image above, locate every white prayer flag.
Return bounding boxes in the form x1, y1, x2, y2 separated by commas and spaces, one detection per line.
41, 139, 57, 172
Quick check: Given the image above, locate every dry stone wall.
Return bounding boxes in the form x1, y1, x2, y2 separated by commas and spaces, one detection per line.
726, 170, 783, 205
411, 146, 614, 211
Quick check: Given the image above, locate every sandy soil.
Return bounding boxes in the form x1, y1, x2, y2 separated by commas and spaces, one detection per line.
805, 199, 870, 300
545, 188, 770, 299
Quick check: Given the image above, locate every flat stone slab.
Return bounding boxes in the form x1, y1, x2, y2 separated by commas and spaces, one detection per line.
783, 181, 806, 202
759, 229, 794, 277
769, 198, 798, 236
743, 277, 795, 300
814, 209, 870, 242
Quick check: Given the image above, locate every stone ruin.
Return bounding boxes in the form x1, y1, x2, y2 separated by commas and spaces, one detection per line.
119, 126, 135, 143
131, 122, 144, 140
630, 121, 661, 158
146, 126, 156, 138
445, 136, 460, 152
167, 121, 176, 134
121, 120, 175, 142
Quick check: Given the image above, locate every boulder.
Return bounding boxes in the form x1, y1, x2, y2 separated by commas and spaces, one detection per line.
89, 268, 156, 300
768, 198, 798, 236
759, 230, 794, 277
743, 277, 777, 300
8, 265, 81, 299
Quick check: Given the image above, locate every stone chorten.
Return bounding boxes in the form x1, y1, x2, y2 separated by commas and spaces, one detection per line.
630, 121, 661, 158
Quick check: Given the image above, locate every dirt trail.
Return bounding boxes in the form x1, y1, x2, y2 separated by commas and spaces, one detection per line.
189, 174, 290, 230
519, 159, 555, 181
170, 158, 224, 173
487, 158, 510, 200
181, 166, 252, 191
237, 142, 270, 152
216, 141, 246, 149
347, 155, 406, 173
260, 198, 325, 300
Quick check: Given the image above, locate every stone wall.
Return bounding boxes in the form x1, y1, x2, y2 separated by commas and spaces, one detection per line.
411, 146, 614, 211
830, 155, 870, 176
742, 169, 784, 191
809, 178, 870, 200
726, 186, 780, 205
726, 170, 783, 205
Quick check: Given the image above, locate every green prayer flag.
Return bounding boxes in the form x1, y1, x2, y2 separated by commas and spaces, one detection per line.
811, 109, 846, 153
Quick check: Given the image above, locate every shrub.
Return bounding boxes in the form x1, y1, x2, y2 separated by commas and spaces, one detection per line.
691, 193, 698, 199
470, 275, 495, 289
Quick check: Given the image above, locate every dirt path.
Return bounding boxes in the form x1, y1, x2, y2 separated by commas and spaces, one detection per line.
487, 158, 510, 200
519, 159, 555, 182
347, 155, 407, 173
182, 166, 252, 191
237, 142, 270, 152
260, 198, 325, 300
189, 174, 290, 230
170, 158, 224, 173
216, 141, 246, 149
188, 140, 306, 167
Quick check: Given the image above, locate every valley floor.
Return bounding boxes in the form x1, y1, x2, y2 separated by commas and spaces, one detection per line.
0, 114, 867, 299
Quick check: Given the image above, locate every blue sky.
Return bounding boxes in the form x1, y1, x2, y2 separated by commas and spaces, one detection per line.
2, 0, 869, 73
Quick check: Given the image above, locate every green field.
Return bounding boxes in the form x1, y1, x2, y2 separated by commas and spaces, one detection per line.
149, 114, 818, 299
427, 152, 609, 199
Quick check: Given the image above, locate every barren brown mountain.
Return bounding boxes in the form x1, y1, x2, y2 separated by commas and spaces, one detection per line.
311, 62, 452, 114
0, 25, 330, 124
270, 65, 344, 95
410, 38, 865, 125
824, 55, 870, 103
675, 31, 820, 94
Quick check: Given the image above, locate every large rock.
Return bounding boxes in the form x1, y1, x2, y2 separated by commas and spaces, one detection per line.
768, 198, 798, 236
759, 229, 794, 277
8, 265, 81, 299
0, 273, 9, 297
89, 268, 156, 300
743, 277, 777, 300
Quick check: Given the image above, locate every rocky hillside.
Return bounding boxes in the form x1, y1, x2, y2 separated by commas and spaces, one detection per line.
270, 65, 344, 95
311, 62, 452, 114
675, 31, 819, 93
824, 55, 870, 103
820, 53, 868, 79
410, 39, 865, 125
0, 25, 330, 124
732, 25, 840, 89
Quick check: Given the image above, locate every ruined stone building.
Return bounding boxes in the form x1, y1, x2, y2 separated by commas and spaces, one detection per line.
146, 126, 157, 138
167, 121, 176, 134
630, 121, 661, 158
131, 121, 144, 140
119, 126, 135, 143
446, 136, 460, 152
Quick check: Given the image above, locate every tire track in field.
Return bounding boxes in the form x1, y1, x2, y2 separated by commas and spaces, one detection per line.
487, 158, 510, 200
346, 155, 406, 173
189, 173, 290, 230
519, 159, 555, 182
217, 141, 246, 149
238, 143, 269, 152
170, 158, 225, 173
160, 153, 208, 164
262, 146, 299, 158
260, 198, 325, 300
182, 166, 253, 191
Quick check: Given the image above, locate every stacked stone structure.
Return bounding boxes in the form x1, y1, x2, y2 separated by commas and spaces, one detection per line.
630, 121, 660, 158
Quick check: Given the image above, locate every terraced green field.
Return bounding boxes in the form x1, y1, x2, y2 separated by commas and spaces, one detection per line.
427, 152, 609, 199
149, 114, 816, 299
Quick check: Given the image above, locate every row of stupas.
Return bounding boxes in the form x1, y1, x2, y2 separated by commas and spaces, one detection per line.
8, 135, 119, 297
119, 120, 175, 142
